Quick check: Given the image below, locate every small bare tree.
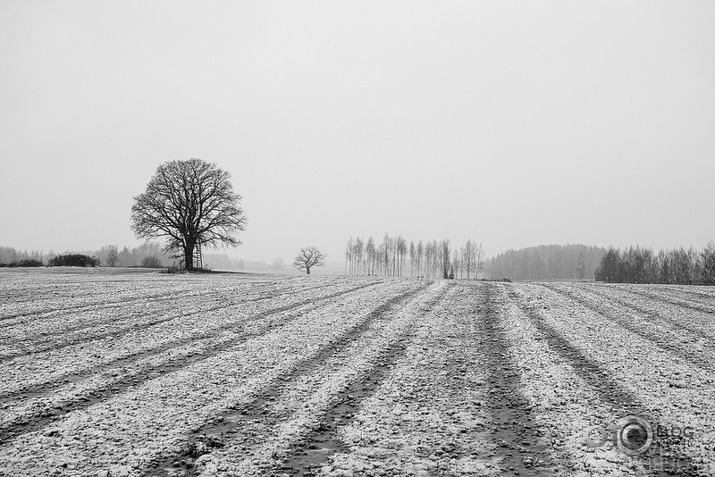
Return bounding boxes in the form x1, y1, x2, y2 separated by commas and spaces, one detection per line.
294, 246, 326, 275
98, 245, 119, 267
396, 235, 407, 276
416, 240, 424, 278
440, 239, 451, 279
365, 236, 375, 275
353, 237, 364, 275
344, 237, 353, 275
106, 246, 119, 267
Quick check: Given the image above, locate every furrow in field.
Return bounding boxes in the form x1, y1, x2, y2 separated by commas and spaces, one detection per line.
0, 280, 381, 399
0, 285, 202, 322
511, 284, 713, 477
506, 284, 637, 407
0, 272, 299, 323
538, 283, 715, 372
0, 282, 387, 443
295, 282, 539, 477
607, 285, 715, 315
477, 282, 559, 476
0, 276, 303, 334
0, 285, 145, 306
580, 283, 715, 338
0, 295, 241, 360
271, 282, 451, 477
501, 284, 651, 475
0, 280, 426, 476
0, 276, 165, 304
0, 279, 340, 358
646, 285, 715, 304
608, 283, 715, 307
141, 281, 436, 476
196, 282, 551, 477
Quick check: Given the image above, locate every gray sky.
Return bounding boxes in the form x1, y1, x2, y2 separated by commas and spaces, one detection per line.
1, 1, 714, 263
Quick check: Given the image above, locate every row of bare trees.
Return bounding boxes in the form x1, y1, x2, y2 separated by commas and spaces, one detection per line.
344, 234, 483, 279
595, 244, 715, 285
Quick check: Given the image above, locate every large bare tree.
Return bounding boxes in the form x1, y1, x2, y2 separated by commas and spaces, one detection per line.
294, 246, 326, 275
131, 158, 247, 270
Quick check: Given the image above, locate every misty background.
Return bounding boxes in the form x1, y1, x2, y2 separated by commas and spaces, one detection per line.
1, 1, 714, 270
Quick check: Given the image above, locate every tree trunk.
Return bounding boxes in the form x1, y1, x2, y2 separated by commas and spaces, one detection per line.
306, 266, 311, 275
184, 242, 195, 271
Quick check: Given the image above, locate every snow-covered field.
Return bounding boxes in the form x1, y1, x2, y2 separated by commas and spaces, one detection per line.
1, 269, 714, 476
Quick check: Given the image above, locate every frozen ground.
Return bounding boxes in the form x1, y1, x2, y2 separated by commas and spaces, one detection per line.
1, 269, 714, 476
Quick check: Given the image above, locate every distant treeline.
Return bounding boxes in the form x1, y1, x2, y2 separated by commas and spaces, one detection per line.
485, 244, 606, 281
93, 243, 172, 268
0, 245, 289, 271
595, 244, 715, 285
345, 234, 483, 279
202, 254, 286, 270
0, 258, 44, 268
0, 243, 172, 268
0, 247, 44, 267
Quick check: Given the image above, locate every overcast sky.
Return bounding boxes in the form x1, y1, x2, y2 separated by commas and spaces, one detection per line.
1, 1, 714, 263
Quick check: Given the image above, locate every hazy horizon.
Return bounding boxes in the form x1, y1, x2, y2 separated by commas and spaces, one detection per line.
2, 1, 714, 263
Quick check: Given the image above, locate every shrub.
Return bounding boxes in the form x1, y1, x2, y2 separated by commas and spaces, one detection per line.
166, 265, 182, 274
49, 254, 99, 267
141, 255, 163, 268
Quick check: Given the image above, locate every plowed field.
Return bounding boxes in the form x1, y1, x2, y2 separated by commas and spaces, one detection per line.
1, 269, 714, 476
